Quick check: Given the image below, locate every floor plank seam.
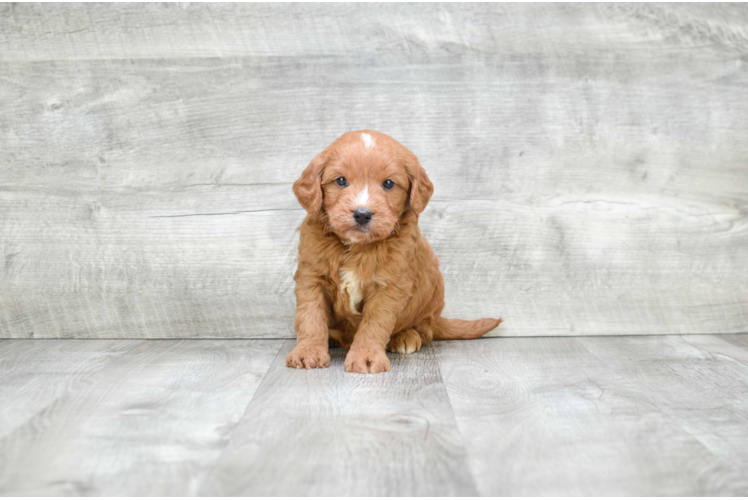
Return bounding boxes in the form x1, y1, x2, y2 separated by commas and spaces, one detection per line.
194, 339, 289, 495
429, 345, 480, 496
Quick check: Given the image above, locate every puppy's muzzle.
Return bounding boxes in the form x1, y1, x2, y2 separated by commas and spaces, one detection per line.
353, 208, 372, 227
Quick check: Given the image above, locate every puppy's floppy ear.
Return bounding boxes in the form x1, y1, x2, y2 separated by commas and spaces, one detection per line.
293, 153, 326, 217
404, 154, 434, 215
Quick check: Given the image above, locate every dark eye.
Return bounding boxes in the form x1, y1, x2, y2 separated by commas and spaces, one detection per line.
336, 176, 347, 187
382, 179, 395, 190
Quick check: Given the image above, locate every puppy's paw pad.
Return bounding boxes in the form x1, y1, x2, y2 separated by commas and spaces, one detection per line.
286, 345, 331, 370
344, 348, 391, 374
387, 329, 423, 354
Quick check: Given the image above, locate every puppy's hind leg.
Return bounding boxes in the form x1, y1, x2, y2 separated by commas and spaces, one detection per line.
386, 328, 423, 354
328, 328, 353, 350
413, 318, 434, 344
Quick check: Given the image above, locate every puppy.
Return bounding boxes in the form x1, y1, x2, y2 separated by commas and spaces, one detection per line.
288, 130, 502, 373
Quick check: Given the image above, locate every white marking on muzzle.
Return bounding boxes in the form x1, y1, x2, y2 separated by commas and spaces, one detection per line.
361, 133, 375, 149
354, 185, 369, 208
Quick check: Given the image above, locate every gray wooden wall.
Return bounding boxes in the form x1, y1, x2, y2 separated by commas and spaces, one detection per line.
1, 3, 747, 339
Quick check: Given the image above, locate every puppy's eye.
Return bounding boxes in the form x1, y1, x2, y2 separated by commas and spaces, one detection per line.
336, 176, 347, 187
382, 179, 395, 190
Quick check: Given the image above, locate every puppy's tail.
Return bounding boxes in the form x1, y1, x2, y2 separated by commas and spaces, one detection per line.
433, 316, 503, 340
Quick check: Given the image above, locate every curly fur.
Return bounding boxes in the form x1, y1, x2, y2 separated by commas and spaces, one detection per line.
287, 130, 502, 373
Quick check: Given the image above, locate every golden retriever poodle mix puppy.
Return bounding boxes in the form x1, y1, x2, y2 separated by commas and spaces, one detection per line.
288, 130, 502, 373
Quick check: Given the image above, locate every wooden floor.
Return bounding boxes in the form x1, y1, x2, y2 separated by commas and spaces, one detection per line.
1, 335, 747, 496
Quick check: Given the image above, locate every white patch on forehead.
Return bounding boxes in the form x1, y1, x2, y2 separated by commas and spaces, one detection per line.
361, 133, 375, 149
339, 269, 363, 315
353, 185, 369, 207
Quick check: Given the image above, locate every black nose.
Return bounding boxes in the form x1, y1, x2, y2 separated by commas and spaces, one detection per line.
353, 208, 372, 226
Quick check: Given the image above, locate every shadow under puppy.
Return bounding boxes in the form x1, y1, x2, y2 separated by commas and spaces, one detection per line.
289, 130, 502, 374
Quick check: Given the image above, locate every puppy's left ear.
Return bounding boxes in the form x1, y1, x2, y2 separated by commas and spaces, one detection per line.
293, 153, 326, 218
405, 154, 434, 215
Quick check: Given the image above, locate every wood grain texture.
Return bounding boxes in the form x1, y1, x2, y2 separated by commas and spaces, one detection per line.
1, 336, 748, 495
434, 336, 748, 496
200, 341, 477, 496
1, 4, 747, 338
0, 339, 284, 496
577, 335, 748, 474
720, 333, 748, 351
0, 339, 141, 438
1, 4, 746, 60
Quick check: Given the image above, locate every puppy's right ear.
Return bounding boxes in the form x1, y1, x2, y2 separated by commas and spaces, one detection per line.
293, 153, 326, 217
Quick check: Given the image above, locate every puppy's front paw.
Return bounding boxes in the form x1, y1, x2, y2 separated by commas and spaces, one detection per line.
286, 344, 330, 369
387, 329, 423, 354
344, 347, 391, 374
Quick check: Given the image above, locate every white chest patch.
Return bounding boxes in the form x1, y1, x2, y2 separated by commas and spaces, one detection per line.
339, 269, 363, 315
361, 132, 375, 149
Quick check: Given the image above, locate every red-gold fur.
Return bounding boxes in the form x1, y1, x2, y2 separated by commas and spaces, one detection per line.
288, 130, 502, 373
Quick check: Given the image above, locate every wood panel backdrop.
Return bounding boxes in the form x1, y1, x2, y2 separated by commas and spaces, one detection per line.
1, 3, 747, 339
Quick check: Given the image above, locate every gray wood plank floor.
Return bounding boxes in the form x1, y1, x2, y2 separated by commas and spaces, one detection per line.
434, 336, 748, 496
0, 339, 142, 439
1, 334, 748, 496
0, 340, 283, 496
577, 335, 748, 481
201, 341, 476, 496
